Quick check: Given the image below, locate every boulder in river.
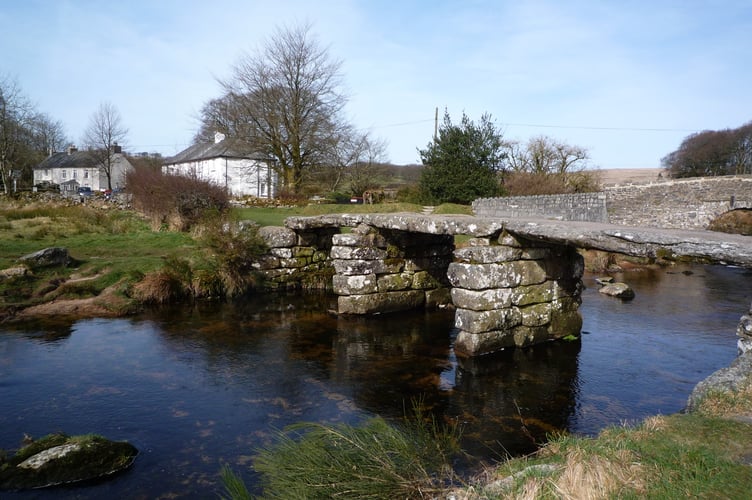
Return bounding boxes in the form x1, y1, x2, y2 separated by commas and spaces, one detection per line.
0, 433, 138, 490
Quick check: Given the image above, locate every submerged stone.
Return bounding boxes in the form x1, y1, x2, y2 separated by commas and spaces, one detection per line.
598, 282, 635, 299
0, 433, 138, 491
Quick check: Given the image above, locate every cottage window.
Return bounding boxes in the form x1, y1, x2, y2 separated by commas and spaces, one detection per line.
84, 170, 89, 179
73, 170, 78, 179
62, 170, 67, 179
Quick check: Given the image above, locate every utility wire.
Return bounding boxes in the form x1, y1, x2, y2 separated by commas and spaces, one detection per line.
370, 117, 698, 133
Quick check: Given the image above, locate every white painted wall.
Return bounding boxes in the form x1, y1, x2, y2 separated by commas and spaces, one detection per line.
33, 154, 132, 192
164, 158, 276, 198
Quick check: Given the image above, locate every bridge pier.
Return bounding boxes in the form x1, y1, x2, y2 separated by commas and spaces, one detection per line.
448, 232, 584, 357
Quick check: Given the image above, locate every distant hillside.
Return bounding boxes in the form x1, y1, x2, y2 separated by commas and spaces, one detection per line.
597, 168, 665, 186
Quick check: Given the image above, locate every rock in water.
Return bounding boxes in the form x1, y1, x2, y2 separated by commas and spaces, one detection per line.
0, 433, 138, 490
597, 282, 635, 299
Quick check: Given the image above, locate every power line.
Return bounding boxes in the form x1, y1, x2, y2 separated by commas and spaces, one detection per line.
370, 117, 698, 134
500, 122, 698, 133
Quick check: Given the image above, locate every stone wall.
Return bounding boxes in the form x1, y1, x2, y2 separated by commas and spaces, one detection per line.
331, 224, 453, 314
472, 192, 607, 222
605, 175, 752, 229
473, 175, 752, 230
447, 231, 584, 357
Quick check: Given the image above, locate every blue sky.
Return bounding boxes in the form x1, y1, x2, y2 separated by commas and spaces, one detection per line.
2, 0, 751, 168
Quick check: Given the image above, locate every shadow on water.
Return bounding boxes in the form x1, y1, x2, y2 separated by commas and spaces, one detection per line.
0, 264, 750, 497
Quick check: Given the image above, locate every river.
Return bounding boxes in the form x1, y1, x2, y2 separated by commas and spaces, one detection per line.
1, 264, 751, 498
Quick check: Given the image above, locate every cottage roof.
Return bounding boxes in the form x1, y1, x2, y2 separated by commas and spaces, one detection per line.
35, 151, 99, 170
164, 138, 269, 165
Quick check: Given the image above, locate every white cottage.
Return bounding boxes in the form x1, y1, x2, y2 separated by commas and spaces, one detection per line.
33, 145, 132, 195
162, 133, 277, 198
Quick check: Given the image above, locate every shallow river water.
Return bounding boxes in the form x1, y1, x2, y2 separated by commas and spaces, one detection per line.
1, 263, 751, 498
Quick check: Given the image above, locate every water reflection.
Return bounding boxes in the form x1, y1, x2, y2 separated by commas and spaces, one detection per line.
0, 264, 750, 498
453, 341, 580, 457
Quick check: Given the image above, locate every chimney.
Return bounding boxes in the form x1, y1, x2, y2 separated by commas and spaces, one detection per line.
113, 142, 122, 154
214, 131, 226, 144
67, 144, 78, 155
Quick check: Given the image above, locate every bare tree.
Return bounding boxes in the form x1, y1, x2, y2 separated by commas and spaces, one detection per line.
0, 74, 34, 193
217, 23, 347, 195
193, 96, 246, 144
345, 134, 388, 196
509, 136, 589, 175
83, 102, 128, 190
505, 135, 597, 195
30, 113, 68, 155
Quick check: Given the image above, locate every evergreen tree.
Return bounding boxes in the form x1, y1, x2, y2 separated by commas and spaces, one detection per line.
418, 110, 505, 204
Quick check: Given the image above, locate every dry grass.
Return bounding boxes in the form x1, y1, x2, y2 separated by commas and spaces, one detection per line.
130, 270, 187, 304
694, 381, 752, 419
552, 447, 645, 499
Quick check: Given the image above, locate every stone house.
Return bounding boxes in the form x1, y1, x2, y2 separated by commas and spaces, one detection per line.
33, 145, 133, 195
162, 133, 277, 198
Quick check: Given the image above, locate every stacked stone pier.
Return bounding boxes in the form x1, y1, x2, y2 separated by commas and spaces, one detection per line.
448, 233, 583, 357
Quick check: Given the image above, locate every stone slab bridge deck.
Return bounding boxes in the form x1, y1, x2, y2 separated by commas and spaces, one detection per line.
277, 213, 752, 357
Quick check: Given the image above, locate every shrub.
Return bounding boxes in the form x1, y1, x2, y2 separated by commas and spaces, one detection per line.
198, 219, 267, 297
126, 165, 229, 231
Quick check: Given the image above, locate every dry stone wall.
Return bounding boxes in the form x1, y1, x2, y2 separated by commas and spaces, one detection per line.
255, 225, 337, 289
472, 192, 607, 222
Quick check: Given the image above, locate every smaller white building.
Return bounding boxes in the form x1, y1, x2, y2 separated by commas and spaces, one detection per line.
163, 133, 277, 198
33, 145, 132, 195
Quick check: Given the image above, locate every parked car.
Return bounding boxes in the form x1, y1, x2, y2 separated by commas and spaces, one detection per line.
77, 187, 93, 197
34, 181, 59, 192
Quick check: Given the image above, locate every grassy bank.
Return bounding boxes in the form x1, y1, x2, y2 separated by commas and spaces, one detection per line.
453, 378, 752, 499
0, 203, 197, 316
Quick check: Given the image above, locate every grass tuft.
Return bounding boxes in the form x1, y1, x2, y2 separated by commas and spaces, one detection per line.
241, 403, 463, 499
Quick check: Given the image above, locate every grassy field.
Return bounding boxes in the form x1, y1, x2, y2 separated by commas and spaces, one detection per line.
232, 201, 431, 226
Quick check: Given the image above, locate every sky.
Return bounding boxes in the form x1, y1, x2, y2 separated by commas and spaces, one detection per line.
2, 0, 751, 168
